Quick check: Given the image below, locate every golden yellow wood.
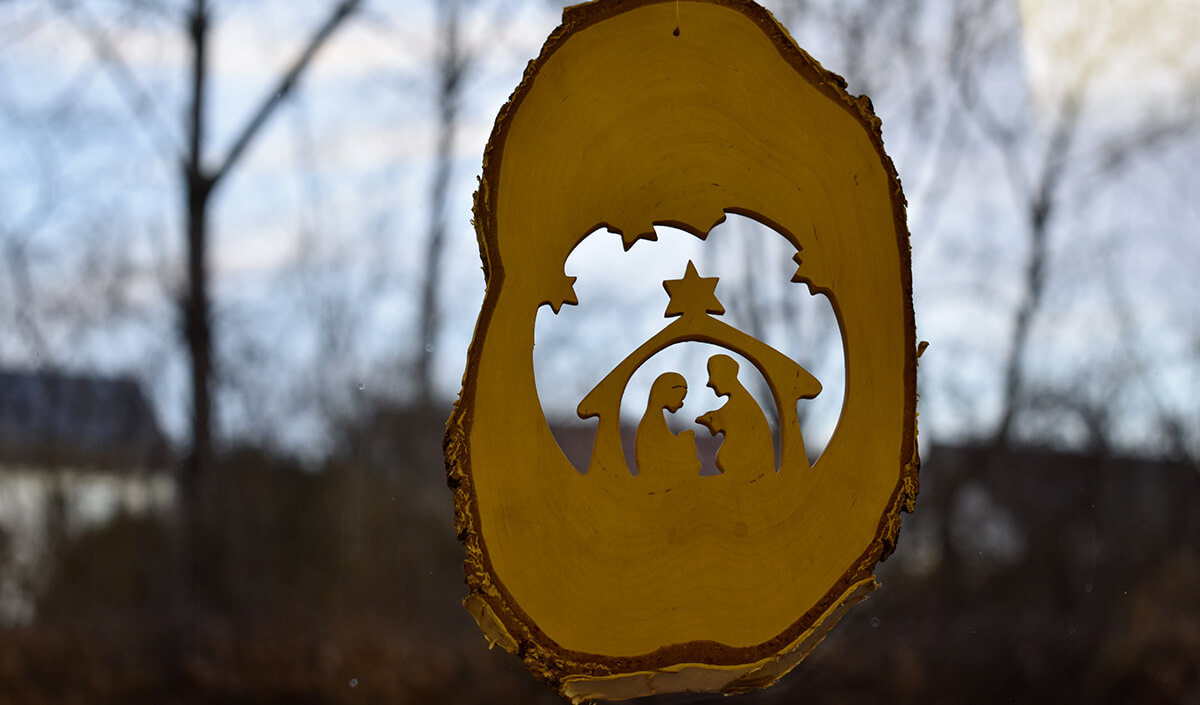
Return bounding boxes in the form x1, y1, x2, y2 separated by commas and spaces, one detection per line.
445, 0, 919, 699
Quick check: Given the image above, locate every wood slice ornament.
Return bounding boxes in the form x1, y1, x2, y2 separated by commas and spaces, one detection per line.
444, 0, 919, 700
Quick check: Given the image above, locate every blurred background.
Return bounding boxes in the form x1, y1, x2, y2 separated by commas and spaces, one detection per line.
0, 0, 1198, 702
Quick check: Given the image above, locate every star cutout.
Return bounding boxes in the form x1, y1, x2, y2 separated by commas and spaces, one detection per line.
541, 274, 578, 314
662, 260, 724, 318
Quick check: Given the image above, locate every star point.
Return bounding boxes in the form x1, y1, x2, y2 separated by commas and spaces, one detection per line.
790, 250, 805, 283
620, 228, 657, 251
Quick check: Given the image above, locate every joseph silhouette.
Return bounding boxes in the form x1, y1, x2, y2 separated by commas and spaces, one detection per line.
695, 354, 773, 479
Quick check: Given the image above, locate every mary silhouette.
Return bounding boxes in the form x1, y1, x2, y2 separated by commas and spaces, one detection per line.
695, 355, 772, 479
635, 372, 701, 478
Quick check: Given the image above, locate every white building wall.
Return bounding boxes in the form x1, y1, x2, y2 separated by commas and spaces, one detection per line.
0, 466, 175, 624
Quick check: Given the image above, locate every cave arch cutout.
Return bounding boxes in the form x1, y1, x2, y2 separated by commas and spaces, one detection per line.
533, 216, 846, 479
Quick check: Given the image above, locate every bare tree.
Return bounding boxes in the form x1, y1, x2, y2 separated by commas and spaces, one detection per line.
413, 0, 524, 408
176, 0, 361, 595
415, 0, 467, 407
922, 0, 1200, 584
948, 0, 1200, 449
19, 0, 364, 603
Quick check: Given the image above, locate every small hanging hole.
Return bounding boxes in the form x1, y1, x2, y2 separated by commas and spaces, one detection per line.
673, 26, 680, 37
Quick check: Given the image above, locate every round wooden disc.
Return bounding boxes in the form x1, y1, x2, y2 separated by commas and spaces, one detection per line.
446, 0, 918, 699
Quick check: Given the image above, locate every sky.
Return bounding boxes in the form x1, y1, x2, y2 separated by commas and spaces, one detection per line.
1, 0, 1198, 460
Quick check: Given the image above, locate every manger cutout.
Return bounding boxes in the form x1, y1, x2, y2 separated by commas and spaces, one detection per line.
445, 0, 918, 700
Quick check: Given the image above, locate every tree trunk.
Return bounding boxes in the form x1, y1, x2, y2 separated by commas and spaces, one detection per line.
174, 0, 361, 609
416, 0, 463, 408
181, 0, 215, 608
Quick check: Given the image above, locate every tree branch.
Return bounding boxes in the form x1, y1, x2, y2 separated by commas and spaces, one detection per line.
992, 90, 1083, 447
209, 0, 362, 192
53, 0, 183, 164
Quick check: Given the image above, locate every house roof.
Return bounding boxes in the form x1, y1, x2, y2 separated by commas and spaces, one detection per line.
0, 369, 171, 473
